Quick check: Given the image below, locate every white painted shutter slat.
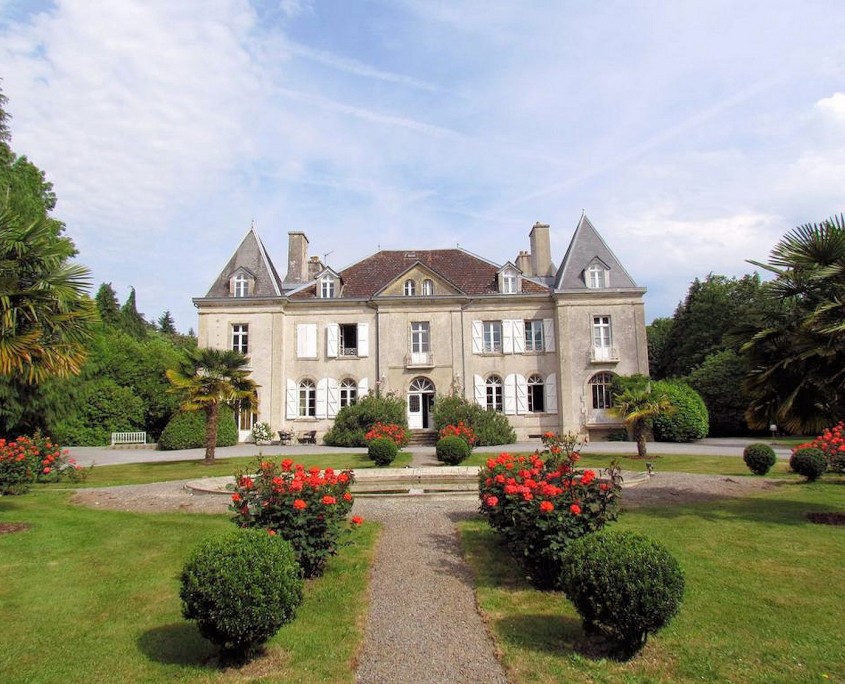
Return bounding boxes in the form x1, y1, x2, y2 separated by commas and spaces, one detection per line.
307, 324, 317, 358
516, 374, 528, 414
546, 373, 558, 414
358, 323, 369, 357
543, 319, 555, 352
502, 320, 514, 354
471, 320, 483, 354
327, 378, 340, 418
316, 378, 328, 419
358, 377, 369, 397
296, 325, 307, 359
474, 374, 485, 406
327, 324, 339, 358
286, 379, 297, 419
512, 320, 525, 353
504, 374, 516, 414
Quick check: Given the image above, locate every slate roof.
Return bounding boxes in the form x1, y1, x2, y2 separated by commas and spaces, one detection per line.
289, 249, 549, 299
205, 229, 283, 297
554, 215, 640, 290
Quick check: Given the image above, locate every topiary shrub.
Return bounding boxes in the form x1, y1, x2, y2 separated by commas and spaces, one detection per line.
790, 447, 827, 482
436, 435, 471, 465
651, 379, 708, 443
368, 437, 398, 466
323, 393, 407, 447
433, 394, 515, 446
180, 528, 303, 660
743, 443, 777, 475
559, 531, 685, 658
158, 406, 238, 450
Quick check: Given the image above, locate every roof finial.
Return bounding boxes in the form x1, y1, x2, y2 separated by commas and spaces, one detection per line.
251, 218, 255, 230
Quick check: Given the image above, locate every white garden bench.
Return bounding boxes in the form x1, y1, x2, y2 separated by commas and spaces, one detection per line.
111, 431, 147, 446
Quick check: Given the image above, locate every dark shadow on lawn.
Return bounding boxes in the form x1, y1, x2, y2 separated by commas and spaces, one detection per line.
137, 622, 216, 667
496, 613, 622, 661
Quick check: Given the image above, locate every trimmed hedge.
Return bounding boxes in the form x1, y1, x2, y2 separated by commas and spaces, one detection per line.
368, 437, 398, 466
180, 528, 303, 659
323, 394, 407, 447
559, 531, 685, 658
652, 379, 708, 442
436, 435, 471, 465
158, 406, 238, 451
790, 447, 827, 481
743, 443, 777, 475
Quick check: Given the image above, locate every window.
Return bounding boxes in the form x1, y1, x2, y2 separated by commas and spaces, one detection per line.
502, 272, 517, 294
339, 323, 358, 356
411, 321, 430, 353
483, 321, 503, 353
593, 316, 612, 348
590, 372, 614, 409
422, 279, 434, 296
524, 320, 544, 352
298, 379, 316, 417
340, 378, 357, 408
486, 375, 503, 412
527, 374, 545, 413
232, 324, 248, 354
320, 275, 335, 298
404, 279, 416, 296
233, 274, 248, 297
587, 264, 607, 288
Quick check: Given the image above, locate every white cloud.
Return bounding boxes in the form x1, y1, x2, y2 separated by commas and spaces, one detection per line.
816, 92, 845, 119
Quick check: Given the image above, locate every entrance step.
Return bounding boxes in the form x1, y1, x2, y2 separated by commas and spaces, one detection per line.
407, 429, 437, 446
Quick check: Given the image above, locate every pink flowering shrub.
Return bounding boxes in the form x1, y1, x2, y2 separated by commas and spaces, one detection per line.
0, 433, 87, 495
229, 458, 360, 578
478, 433, 622, 589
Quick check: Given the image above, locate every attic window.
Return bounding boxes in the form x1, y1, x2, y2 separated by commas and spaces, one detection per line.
422, 279, 434, 296
320, 274, 336, 298
231, 273, 252, 297
404, 279, 416, 296
586, 263, 608, 288
500, 271, 518, 294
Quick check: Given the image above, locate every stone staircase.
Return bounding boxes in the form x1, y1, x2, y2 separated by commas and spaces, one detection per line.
407, 429, 438, 446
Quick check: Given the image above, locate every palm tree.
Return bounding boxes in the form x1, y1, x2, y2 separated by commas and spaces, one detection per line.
0, 207, 96, 383
741, 215, 845, 433
613, 386, 673, 459
166, 347, 258, 464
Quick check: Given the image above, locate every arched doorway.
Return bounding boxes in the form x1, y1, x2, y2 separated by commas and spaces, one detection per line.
408, 377, 435, 429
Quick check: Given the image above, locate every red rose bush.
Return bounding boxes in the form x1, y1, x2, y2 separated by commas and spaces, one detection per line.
795, 421, 845, 474
229, 458, 360, 578
0, 433, 87, 495
478, 432, 622, 589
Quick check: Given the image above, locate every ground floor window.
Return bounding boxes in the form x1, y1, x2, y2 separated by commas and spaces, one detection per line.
486, 375, 503, 412
299, 379, 316, 417
590, 372, 614, 409
340, 378, 357, 407
527, 374, 545, 412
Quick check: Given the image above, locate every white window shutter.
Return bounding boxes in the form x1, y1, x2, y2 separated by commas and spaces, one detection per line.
474, 374, 485, 406
296, 325, 307, 359
504, 374, 516, 414
316, 378, 328, 418
358, 323, 369, 357
545, 373, 558, 414
307, 323, 317, 358
286, 379, 297, 419
512, 320, 525, 353
516, 374, 528, 414
358, 377, 369, 397
502, 320, 514, 354
327, 378, 340, 418
471, 320, 482, 354
543, 319, 555, 352
327, 324, 339, 358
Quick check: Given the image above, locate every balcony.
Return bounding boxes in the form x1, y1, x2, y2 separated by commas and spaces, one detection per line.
405, 351, 434, 368
339, 346, 358, 357
590, 345, 619, 363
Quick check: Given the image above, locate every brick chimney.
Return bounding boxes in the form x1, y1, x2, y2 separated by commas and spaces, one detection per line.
307, 255, 324, 280
529, 222, 554, 277
285, 232, 309, 282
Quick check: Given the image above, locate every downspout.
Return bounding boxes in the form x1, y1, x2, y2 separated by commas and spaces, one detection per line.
460, 298, 475, 400
366, 300, 380, 394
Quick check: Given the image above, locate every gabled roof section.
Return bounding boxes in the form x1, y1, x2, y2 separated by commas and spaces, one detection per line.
205, 228, 283, 297
372, 260, 463, 296
497, 261, 522, 275
554, 215, 639, 290
289, 249, 549, 300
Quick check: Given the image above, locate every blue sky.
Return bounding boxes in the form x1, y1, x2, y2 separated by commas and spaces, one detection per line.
1, 0, 844, 331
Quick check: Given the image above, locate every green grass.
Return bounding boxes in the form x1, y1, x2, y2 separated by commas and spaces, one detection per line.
460, 479, 845, 684
0, 491, 378, 683
46, 451, 413, 488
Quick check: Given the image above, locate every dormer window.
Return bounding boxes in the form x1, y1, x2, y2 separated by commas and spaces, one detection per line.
320, 274, 336, 299
422, 279, 434, 296
502, 273, 517, 294
586, 263, 609, 288
231, 272, 252, 297
404, 279, 416, 296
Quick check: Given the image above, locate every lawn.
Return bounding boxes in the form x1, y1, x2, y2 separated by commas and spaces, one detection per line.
460, 478, 845, 684
48, 450, 413, 488
0, 491, 378, 683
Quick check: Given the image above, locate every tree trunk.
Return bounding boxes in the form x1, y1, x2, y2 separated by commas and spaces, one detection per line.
204, 403, 218, 465
634, 421, 648, 459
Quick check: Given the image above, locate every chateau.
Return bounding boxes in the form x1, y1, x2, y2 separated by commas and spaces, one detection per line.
193, 215, 649, 442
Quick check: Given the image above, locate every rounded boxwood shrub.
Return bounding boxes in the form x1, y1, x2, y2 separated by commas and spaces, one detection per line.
159, 406, 238, 450
790, 447, 827, 481
433, 394, 515, 446
368, 437, 398, 466
559, 531, 685, 658
436, 435, 471, 465
180, 528, 303, 659
743, 443, 777, 475
651, 379, 708, 443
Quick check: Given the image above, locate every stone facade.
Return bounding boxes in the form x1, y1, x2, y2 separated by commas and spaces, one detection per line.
193, 215, 648, 441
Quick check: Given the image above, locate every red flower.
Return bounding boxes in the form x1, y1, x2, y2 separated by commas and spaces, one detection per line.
343, 491, 353, 502
42, 466, 51, 474
485, 496, 499, 507
231, 493, 242, 503
281, 458, 294, 471
539, 501, 554, 513
267, 529, 277, 536
570, 504, 582, 515
351, 515, 364, 526
293, 499, 307, 510
322, 495, 337, 505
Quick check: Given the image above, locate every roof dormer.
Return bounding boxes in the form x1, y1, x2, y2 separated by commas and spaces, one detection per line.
229, 267, 256, 297
584, 258, 610, 289
497, 262, 522, 294
317, 268, 342, 299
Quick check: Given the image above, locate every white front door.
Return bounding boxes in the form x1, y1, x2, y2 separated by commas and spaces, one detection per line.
408, 393, 423, 429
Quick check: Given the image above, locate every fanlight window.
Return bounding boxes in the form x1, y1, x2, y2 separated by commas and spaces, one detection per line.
404, 279, 416, 296
409, 377, 434, 393
233, 274, 249, 297
422, 279, 434, 296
